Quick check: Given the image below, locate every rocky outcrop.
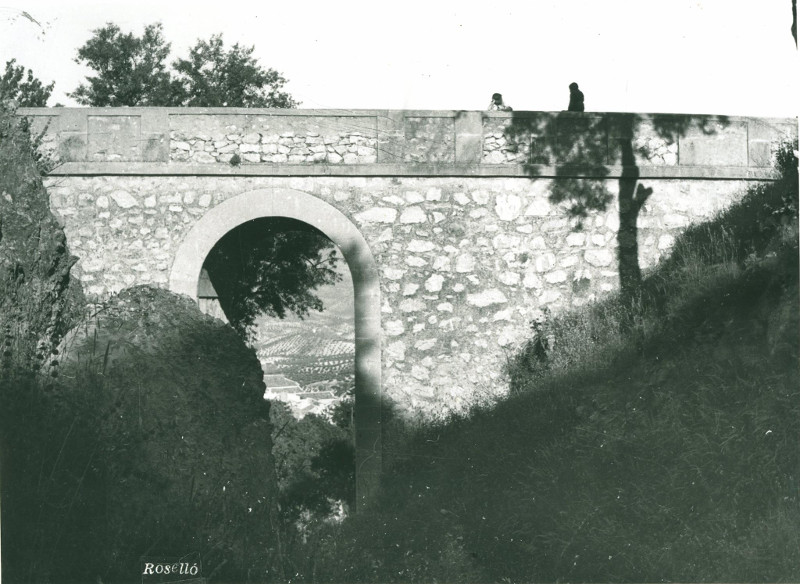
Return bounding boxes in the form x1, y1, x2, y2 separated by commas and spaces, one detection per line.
58, 285, 283, 581
0, 103, 83, 374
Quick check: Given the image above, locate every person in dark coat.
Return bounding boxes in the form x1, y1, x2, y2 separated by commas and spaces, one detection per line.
568, 82, 585, 112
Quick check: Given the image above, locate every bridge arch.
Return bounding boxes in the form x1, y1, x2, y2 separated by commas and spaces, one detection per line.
169, 188, 381, 508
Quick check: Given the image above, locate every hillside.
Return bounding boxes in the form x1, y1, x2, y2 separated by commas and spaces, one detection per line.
251, 253, 355, 418
288, 142, 800, 582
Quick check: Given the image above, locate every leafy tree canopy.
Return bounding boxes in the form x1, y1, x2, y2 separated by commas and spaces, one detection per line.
173, 34, 298, 108
1, 59, 53, 106
70, 23, 298, 108
69, 23, 176, 106
203, 218, 341, 337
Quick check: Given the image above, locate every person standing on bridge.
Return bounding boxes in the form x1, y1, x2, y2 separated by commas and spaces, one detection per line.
567, 82, 585, 112
488, 93, 512, 111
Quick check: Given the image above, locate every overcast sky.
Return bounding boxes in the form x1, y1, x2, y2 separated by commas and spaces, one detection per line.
1, 0, 798, 117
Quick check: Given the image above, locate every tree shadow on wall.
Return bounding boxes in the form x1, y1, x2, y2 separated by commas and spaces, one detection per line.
499, 110, 730, 297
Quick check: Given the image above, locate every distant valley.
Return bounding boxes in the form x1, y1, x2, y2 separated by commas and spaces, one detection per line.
250, 256, 355, 411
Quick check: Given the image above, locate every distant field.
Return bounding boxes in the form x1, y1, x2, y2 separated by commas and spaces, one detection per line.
258, 330, 354, 358
263, 354, 354, 389
252, 262, 355, 391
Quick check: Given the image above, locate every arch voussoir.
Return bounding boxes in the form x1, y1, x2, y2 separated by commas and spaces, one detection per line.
170, 188, 382, 509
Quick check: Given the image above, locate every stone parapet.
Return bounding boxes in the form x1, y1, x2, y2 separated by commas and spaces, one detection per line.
20, 108, 796, 172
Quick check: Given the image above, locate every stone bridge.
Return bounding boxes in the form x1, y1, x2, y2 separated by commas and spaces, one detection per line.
21, 107, 797, 505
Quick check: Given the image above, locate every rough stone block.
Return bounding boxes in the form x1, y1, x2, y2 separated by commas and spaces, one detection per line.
407, 239, 435, 253
384, 320, 405, 336
400, 206, 427, 224
455, 254, 475, 273
356, 207, 397, 223
555, 115, 607, 165
584, 249, 614, 267
88, 115, 142, 161
679, 121, 747, 166
467, 289, 508, 307
57, 133, 87, 162
455, 111, 483, 164
525, 198, 551, 217
142, 134, 168, 162
403, 116, 455, 163
110, 190, 139, 209
425, 274, 444, 292
747, 142, 772, 167
495, 193, 522, 221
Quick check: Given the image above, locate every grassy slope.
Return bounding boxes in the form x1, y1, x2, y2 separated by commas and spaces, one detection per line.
300, 147, 799, 583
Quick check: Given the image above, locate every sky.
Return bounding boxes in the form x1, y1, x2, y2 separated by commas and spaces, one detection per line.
1, 0, 798, 117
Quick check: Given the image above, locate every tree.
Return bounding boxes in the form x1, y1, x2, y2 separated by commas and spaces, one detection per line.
203, 218, 341, 336
0, 59, 53, 106
69, 22, 177, 106
70, 23, 299, 109
173, 34, 298, 108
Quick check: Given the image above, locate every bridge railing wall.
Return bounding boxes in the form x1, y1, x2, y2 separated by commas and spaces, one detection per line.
18, 108, 797, 173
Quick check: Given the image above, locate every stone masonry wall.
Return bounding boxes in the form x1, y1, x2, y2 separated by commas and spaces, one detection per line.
22, 108, 795, 170
46, 175, 750, 419
482, 113, 796, 167
169, 114, 379, 164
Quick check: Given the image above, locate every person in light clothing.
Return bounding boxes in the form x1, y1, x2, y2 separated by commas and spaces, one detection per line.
488, 92, 512, 111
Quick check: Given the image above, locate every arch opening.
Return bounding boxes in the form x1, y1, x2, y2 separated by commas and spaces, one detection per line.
170, 188, 381, 509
